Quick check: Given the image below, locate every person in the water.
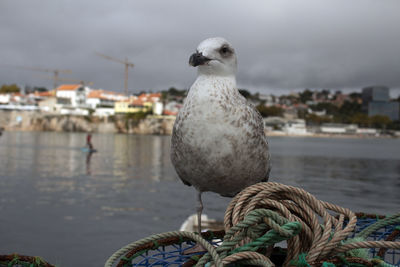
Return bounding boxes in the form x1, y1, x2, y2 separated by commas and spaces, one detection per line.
86, 133, 93, 150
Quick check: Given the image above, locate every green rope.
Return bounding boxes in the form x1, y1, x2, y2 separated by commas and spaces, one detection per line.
104, 208, 302, 267
341, 237, 369, 259
230, 221, 301, 254
0, 255, 50, 267
356, 213, 400, 239
104, 209, 400, 267
321, 261, 336, 267
290, 253, 311, 267
196, 209, 301, 266
371, 258, 397, 267
104, 231, 223, 267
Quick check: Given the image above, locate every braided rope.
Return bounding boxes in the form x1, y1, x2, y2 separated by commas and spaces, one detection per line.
105, 182, 400, 267
224, 182, 357, 265
105, 231, 223, 267
221, 251, 274, 266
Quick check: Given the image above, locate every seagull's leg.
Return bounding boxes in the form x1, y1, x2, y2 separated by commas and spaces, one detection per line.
182, 191, 206, 255
196, 191, 203, 233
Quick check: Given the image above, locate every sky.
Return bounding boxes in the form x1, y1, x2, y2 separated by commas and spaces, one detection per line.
1, 0, 400, 97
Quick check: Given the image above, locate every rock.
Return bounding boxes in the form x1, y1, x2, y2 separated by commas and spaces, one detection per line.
0, 110, 175, 135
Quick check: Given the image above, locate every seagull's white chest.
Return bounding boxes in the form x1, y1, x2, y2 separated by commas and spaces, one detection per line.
178, 76, 242, 149
171, 75, 270, 196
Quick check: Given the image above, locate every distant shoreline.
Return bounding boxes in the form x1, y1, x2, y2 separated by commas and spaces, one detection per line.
1, 128, 397, 140
0, 110, 397, 139
266, 131, 397, 139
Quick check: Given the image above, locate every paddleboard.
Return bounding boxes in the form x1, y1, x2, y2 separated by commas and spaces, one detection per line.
80, 147, 97, 153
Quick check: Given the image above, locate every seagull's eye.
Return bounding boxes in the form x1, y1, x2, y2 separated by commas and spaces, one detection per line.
220, 46, 230, 55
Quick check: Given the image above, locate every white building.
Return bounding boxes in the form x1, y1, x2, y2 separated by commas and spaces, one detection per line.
356, 128, 378, 135
283, 119, 308, 135
38, 97, 57, 112
56, 84, 90, 108
55, 84, 90, 115
0, 94, 10, 104
152, 102, 163, 115
86, 89, 128, 109
86, 89, 128, 117
320, 123, 358, 134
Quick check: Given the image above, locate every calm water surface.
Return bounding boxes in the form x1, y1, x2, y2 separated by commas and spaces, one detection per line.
0, 131, 399, 266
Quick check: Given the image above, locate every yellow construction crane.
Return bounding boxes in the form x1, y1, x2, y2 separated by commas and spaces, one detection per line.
96, 52, 134, 95
13, 65, 72, 89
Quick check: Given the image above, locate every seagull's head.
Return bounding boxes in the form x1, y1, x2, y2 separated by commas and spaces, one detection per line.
189, 37, 237, 76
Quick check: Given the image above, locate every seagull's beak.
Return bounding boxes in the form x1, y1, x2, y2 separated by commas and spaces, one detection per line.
189, 52, 211, 67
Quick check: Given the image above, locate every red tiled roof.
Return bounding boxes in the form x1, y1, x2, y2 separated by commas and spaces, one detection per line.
137, 92, 161, 102
87, 90, 103, 98
163, 110, 178, 116
88, 89, 127, 100
56, 84, 82, 91
34, 91, 55, 97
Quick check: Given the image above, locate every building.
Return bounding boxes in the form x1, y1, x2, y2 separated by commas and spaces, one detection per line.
368, 102, 399, 121
320, 123, 357, 134
38, 97, 57, 112
362, 86, 390, 103
56, 84, 89, 108
55, 84, 90, 115
86, 89, 128, 116
86, 90, 128, 109
283, 119, 308, 135
115, 93, 161, 114
263, 116, 286, 131
362, 86, 399, 121
163, 101, 182, 116
0, 94, 10, 104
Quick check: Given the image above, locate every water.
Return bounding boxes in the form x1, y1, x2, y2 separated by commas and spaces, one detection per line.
0, 131, 399, 266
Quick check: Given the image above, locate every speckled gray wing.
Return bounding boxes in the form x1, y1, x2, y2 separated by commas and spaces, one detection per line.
237, 95, 271, 180
171, 89, 270, 197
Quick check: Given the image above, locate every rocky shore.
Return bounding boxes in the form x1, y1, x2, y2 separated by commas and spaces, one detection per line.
0, 110, 175, 135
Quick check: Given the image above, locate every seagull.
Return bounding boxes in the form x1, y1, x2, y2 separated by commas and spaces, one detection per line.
171, 37, 271, 233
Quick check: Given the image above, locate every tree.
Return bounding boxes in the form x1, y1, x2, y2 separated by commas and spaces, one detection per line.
339, 101, 362, 115
33, 87, 48, 92
349, 92, 361, 100
309, 102, 338, 114
370, 115, 392, 129
350, 113, 370, 127
256, 105, 283, 117
167, 87, 186, 96
299, 89, 313, 103
297, 109, 308, 119
305, 114, 332, 125
337, 101, 362, 123
0, 84, 20, 93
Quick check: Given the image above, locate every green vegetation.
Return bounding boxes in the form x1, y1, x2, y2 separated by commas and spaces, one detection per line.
161, 87, 187, 101
124, 111, 151, 121
299, 89, 313, 103
0, 84, 20, 93
306, 114, 333, 125
256, 105, 284, 117
307, 100, 395, 129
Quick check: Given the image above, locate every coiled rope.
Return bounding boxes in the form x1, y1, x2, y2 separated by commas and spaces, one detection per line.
105, 182, 400, 267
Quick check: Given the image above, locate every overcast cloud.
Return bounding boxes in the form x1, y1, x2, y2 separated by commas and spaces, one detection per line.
1, 0, 399, 96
